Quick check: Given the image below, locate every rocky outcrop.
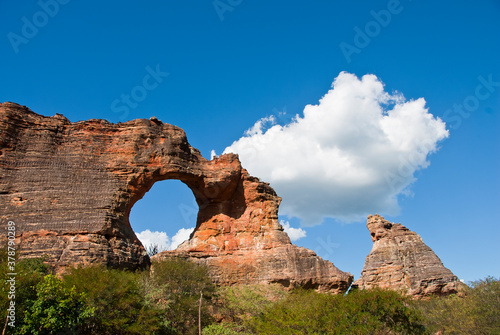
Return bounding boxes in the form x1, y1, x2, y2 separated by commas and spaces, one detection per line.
0, 102, 352, 293
154, 245, 352, 293
353, 214, 460, 297
153, 166, 353, 293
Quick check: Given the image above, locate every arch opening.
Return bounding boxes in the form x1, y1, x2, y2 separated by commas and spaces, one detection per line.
129, 179, 199, 255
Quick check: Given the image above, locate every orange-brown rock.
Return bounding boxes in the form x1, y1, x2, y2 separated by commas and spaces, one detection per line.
353, 214, 460, 297
153, 171, 352, 292
0, 102, 352, 292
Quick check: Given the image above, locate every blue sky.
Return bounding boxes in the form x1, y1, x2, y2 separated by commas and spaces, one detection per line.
1, 0, 498, 283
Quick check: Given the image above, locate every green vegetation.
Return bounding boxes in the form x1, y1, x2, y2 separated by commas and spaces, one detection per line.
145, 257, 217, 334
246, 288, 427, 334
217, 283, 287, 323
0, 253, 50, 331
415, 276, 500, 334
20, 274, 93, 334
0, 251, 498, 334
0, 255, 215, 334
62, 265, 162, 334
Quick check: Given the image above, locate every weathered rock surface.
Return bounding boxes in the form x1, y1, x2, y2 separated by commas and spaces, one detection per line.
0, 102, 352, 293
353, 214, 460, 297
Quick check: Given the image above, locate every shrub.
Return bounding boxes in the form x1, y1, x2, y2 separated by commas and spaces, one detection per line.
469, 276, 500, 333
216, 283, 287, 322
0, 252, 50, 333
63, 264, 162, 335
20, 274, 93, 334
417, 276, 500, 334
202, 323, 247, 335
248, 288, 427, 334
147, 257, 217, 335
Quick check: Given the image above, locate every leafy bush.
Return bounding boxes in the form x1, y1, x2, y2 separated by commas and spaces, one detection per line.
63, 265, 163, 335
20, 274, 93, 335
202, 323, 247, 335
416, 276, 500, 334
2, 256, 220, 335
0, 251, 49, 333
216, 283, 287, 322
147, 257, 217, 335
248, 288, 427, 334
470, 277, 500, 333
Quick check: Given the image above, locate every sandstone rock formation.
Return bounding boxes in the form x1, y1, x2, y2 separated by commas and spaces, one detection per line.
353, 214, 460, 297
0, 102, 352, 293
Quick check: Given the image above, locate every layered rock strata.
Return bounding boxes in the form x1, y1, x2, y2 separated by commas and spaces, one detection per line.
353, 214, 460, 297
0, 102, 352, 293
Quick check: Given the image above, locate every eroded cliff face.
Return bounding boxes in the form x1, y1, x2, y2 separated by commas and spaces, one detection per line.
0, 102, 352, 293
353, 214, 460, 297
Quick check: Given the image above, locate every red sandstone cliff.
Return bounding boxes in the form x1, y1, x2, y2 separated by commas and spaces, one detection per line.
0, 102, 352, 293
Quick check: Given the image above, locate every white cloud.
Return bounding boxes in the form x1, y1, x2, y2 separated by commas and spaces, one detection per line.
170, 227, 195, 250
281, 220, 306, 241
136, 227, 194, 251
136, 230, 170, 251
224, 72, 448, 226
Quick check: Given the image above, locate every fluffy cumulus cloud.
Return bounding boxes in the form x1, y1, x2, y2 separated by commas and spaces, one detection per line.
281, 220, 307, 241
136, 227, 194, 251
170, 228, 195, 249
224, 72, 448, 226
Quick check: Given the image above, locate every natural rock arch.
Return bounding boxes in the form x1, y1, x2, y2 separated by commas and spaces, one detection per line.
129, 179, 200, 251
0, 102, 353, 293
